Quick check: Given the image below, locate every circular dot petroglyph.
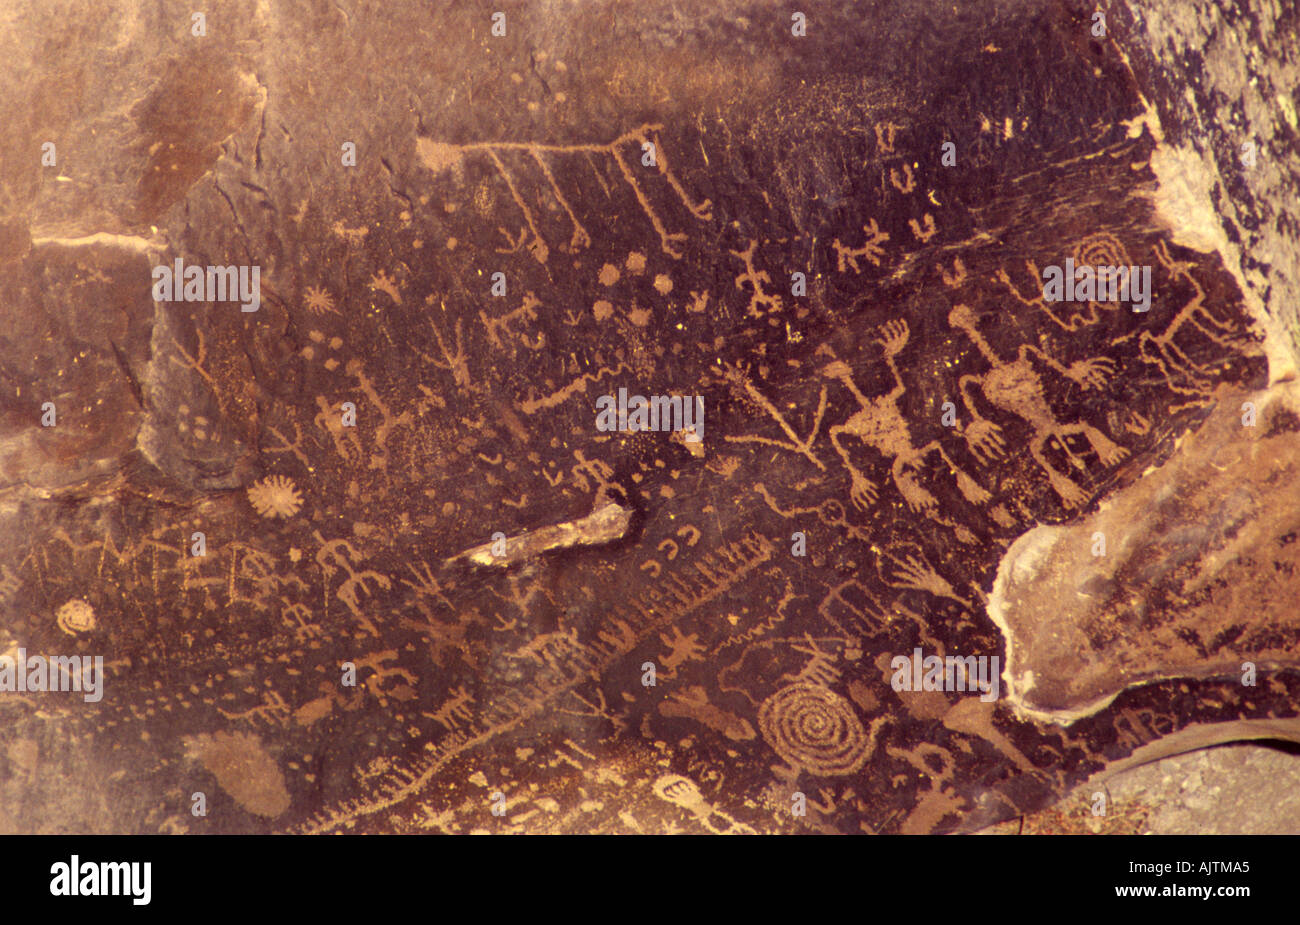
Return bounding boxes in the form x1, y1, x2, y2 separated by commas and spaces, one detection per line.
758, 683, 871, 776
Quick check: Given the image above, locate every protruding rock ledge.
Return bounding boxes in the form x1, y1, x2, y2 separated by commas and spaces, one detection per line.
989, 381, 1300, 725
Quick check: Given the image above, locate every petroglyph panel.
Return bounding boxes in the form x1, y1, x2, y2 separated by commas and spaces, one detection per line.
0, 0, 1295, 837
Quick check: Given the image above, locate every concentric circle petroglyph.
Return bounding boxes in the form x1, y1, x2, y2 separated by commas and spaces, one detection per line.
1072, 232, 1131, 273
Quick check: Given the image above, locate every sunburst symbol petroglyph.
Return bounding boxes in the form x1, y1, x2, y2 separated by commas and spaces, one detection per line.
303, 286, 337, 315
247, 475, 304, 519
56, 599, 96, 635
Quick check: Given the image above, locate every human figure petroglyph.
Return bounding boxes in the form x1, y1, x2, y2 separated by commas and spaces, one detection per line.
657, 626, 707, 676
730, 239, 782, 317
822, 320, 991, 514
653, 774, 755, 835
344, 359, 415, 476
568, 449, 617, 496
280, 600, 320, 642
313, 531, 393, 634
948, 303, 1127, 509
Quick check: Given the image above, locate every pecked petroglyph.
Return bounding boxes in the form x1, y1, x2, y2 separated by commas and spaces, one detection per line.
417, 123, 712, 261
2, 0, 1294, 840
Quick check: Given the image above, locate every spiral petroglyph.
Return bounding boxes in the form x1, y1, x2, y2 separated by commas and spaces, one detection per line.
55, 599, 96, 635
758, 683, 872, 776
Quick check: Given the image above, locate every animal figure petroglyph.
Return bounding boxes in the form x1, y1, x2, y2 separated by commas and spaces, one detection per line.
417, 124, 712, 260
832, 219, 890, 274
1128, 240, 1251, 400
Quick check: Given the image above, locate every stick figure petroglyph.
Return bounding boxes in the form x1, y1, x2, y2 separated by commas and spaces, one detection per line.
731, 239, 783, 317
822, 320, 991, 514
948, 303, 1127, 509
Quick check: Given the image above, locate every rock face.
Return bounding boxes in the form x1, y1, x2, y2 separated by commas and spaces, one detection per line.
0, 0, 1296, 834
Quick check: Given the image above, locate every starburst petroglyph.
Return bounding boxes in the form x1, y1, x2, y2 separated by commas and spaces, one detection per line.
303, 286, 337, 315
247, 475, 304, 519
